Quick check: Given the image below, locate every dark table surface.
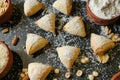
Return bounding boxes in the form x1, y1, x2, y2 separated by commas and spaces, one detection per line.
1, 0, 120, 80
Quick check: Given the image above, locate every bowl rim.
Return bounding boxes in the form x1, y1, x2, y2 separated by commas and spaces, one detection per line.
0, 0, 11, 17
86, 0, 120, 20
111, 71, 120, 80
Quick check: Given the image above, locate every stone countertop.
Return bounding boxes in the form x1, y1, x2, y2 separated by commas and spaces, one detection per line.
1, 0, 120, 80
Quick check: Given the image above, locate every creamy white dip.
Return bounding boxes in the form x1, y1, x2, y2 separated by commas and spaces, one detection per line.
89, 0, 120, 19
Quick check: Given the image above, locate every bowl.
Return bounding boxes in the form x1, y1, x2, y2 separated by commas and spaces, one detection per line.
111, 72, 120, 80
86, 0, 120, 26
0, 0, 13, 25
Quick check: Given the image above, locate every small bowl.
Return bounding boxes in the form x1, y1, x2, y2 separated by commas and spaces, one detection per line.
111, 72, 120, 80
86, 0, 120, 26
0, 0, 13, 25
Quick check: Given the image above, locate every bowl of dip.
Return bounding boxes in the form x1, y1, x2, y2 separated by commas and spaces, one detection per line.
0, 0, 13, 25
86, 0, 120, 25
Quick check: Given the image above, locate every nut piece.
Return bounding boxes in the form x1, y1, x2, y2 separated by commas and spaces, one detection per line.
54, 68, 60, 74
97, 54, 109, 64
65, 72, 71, 79
81, 56, 90, 64
12, 36, 19, 46
76, 70, 83, 77
2, 28, 9, 34
88, 75, 94, 80
92, 71, 99, 77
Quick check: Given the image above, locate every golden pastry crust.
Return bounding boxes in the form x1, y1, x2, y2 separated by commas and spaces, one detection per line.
53, 0, 72, 15
28, 62, 52, 80
64, 16, 86, 37
56, 46, 80, 69
35, 13, 56, 34
91, 33, 115, 55
26, 33, 49, 55
0, 41, 13, 79
24, 0, 44, 16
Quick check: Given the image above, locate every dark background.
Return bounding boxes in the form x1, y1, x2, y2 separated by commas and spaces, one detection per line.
1, 0, 120, 80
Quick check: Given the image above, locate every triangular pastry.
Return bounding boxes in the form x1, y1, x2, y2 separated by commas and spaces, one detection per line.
26, 33, 49, 55
28, 62, 52, 80
52, 0, 72, 15
24, 0, 44, 16
64, 16, 86, 37
56, 46, 80, 69
91, 33, 115, 55
35, 13, 56, 34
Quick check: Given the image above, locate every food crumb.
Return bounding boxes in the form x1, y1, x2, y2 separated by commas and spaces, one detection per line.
88, 74, 94, 80
118, 65, 120, 69
80, 56, 90, 64
65, 72, 71, 79
97, 54, 109, 64
54, 68, 60, 74
20, 73, 25, 78
22, 68, 28, 73
92, 71, 99, 77
76, 70, 83, 77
